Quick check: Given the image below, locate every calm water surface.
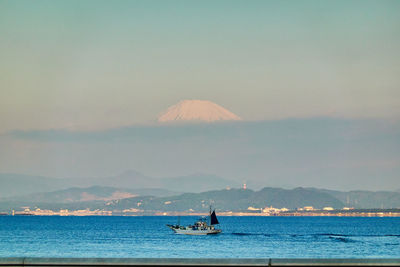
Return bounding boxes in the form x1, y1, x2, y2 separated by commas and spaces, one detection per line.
0, 216, 399, 258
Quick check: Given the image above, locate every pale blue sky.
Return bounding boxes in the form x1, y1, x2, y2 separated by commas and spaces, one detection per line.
1, 0, 400, 132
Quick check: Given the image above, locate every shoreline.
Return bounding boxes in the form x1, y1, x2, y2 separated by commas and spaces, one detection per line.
3, 212, 400, 217
3, 208, 400, 217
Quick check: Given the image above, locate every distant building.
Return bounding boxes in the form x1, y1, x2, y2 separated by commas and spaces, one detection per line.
323, 207, 334, 211
262, 206, 288, 214
247, 206, 261, 211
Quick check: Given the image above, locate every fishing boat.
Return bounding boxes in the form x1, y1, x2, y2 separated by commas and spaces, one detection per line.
166, 207, 222, 235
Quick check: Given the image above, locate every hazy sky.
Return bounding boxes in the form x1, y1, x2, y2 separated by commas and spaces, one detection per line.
1, 1, 400, 191
1, 0, 400, 132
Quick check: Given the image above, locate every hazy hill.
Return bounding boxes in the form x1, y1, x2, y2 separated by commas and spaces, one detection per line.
82, 170, 236, 193
251, 187, 344, 209
0, 173, 70, 198
2, 170, 400, 212
1, 186, 177, 203
68, 170, 159, 189
109, 187, 345, 212
108, 187, 400, 212
314, 188, 400, 209
0, 171, 236, 198
2, 186, 400, 212
158, 173, 236, 193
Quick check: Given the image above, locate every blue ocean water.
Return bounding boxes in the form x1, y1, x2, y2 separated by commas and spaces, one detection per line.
0, 216, 399, 258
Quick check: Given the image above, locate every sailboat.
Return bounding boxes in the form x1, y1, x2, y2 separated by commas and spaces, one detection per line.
166, 207, 222, 235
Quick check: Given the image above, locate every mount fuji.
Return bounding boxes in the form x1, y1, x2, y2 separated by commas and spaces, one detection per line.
158, 100, 241, 123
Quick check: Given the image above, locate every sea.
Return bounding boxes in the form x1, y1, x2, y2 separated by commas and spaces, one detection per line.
0, 216, 399, 258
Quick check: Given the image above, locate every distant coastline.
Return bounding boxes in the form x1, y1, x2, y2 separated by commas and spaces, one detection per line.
2, 185, 400, 218
3, 208, 400, 217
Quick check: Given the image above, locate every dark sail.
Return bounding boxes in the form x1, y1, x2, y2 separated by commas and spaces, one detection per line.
210, 210, 219, 225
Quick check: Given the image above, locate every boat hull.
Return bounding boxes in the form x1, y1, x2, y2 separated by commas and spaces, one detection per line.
167, 225, 222, 235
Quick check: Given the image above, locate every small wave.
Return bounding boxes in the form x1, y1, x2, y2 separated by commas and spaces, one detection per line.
230, 232, 399, 239
231, 233, 271, 237
314, 233, 349, 237
315, 233, 400, 237
384, 243, 399, 246
231, 233, 254, 236
329, 236, 357, 243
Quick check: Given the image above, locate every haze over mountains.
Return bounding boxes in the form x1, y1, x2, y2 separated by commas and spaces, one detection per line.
1, 99, 400, 199
1, 185, 400, 212
1, 171, 400, 211
0, 171, 238, 198
5, 118, 399, 191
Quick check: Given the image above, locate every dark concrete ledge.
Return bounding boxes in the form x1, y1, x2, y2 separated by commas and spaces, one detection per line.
0, 258, 399, 266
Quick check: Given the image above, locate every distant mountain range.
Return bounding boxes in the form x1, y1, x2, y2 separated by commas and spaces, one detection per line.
1, 186, 177, 203
313, 188, 400, 210
0, 173, 70, 198
108, 187, 345, 212
1, 185, 400, 212
1, 171, 400, 212
0, 171, 238, 198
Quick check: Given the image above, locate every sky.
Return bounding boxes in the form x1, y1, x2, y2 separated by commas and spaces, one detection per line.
0, 0, 399, 191
1, 0, 400, 131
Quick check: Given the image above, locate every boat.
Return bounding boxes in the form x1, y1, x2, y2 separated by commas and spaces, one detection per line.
166, 207, 222, 235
